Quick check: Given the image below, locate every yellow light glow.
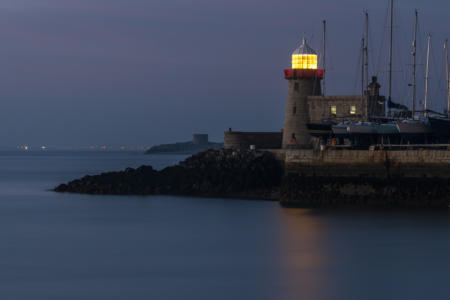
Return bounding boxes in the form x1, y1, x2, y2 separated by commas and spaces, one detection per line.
292, 54, 318, 69
331, 106, 337, 116
350, 106, 356, 115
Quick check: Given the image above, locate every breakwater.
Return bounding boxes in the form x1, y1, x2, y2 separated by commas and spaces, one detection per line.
55, 149, 283, 200
55, 148, 450, 208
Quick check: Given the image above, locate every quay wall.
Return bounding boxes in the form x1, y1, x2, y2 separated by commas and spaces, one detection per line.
224, 132, 282, 150
285, 149, 450, 165
275, 149, 450, 178
266, 149, 450, 207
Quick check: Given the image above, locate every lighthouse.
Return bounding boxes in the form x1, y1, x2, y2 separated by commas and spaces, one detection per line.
282, 38, 323, 148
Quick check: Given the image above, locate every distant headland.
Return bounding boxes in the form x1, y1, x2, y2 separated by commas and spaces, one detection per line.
146, 134, 223, 154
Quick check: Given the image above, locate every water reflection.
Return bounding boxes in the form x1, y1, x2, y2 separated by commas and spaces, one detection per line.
277, 209, 332, 300
277, 208, 450, 300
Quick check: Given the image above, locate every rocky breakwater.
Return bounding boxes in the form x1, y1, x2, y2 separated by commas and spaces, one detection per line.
55, 149, 284, 200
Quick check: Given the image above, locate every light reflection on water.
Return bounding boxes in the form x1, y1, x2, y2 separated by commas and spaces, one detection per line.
278, 209, 450, 300
0, 151, 448, 300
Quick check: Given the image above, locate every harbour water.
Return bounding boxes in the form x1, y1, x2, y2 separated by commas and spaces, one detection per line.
0, 151, 448, 300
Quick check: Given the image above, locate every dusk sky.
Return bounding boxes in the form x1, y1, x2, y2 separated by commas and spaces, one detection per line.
0, 0, 449, 148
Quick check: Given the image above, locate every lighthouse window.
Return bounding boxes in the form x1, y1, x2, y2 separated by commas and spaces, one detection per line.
292, 54, 318, 70
331, 106, 337, 116
293, 106, 297, 115
294, 82, 299, 91
350, 106, 356, 115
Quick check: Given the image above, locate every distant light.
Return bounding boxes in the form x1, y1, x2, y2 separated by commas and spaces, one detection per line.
24, 145, 29, 151
41, 146, 47, 150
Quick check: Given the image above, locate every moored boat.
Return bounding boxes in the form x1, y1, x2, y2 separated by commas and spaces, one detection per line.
428, 117, 450, 143
396, 119, 432, 134
347, 122, 377, 134
375, 123, 399, 135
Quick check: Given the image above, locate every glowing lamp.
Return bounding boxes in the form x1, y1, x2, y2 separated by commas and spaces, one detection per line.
291, 38, 318, 70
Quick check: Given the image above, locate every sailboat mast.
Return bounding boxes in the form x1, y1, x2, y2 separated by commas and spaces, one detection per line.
364, 11, 369, 119
388, 0, 394, 118
322, 20, 326, 96
424, 34, 431, 117
446, 39, 450, 118
364, 11, 369, 92
361, 38, 365, 96
411, 9, 418, 119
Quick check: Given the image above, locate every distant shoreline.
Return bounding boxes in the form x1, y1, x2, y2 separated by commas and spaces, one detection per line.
145, 141, 223, 155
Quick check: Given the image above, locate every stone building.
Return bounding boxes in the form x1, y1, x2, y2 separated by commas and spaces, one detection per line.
307, 77, 385, 123
192, 134, 209, 145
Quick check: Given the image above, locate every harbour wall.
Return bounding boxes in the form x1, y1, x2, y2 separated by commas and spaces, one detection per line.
224, 131, 282, 150
265, 149, 450, 207
281, 149, 450, 178
265, 149, 450, 178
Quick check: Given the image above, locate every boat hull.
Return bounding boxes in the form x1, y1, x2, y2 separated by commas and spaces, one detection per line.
429, 117, 450, 143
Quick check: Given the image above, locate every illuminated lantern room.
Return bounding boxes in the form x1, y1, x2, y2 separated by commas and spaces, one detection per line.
291, 38, 318, 70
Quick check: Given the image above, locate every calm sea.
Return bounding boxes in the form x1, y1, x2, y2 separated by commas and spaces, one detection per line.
0, 151, 448, 300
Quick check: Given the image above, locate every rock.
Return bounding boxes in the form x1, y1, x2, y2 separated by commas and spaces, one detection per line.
54, 149, 284, 200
